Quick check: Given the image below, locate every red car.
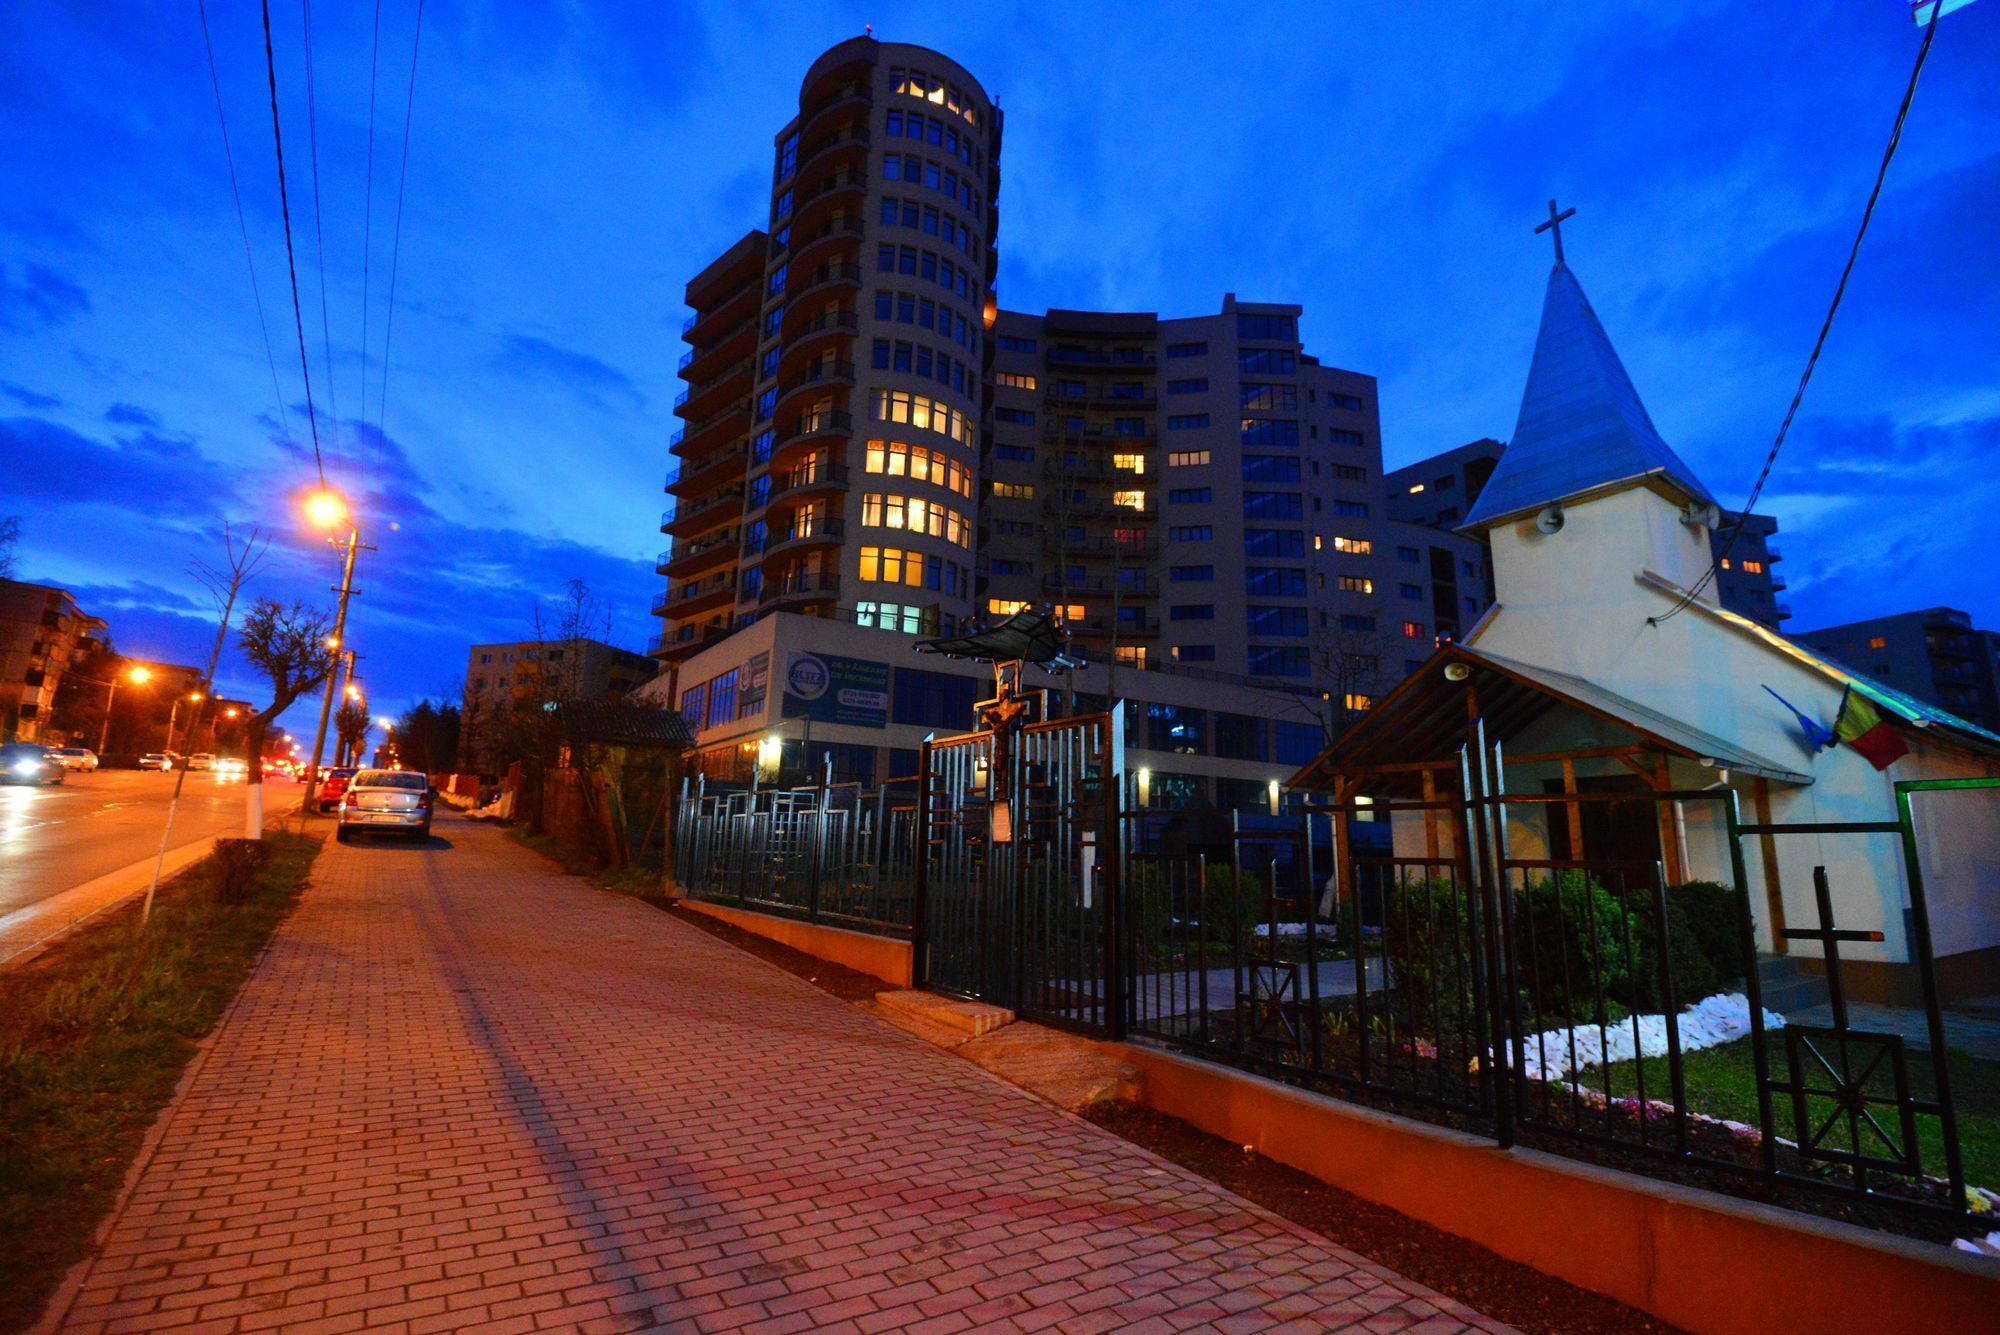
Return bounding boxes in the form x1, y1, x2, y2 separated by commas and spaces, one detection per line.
316, 767, 358, 812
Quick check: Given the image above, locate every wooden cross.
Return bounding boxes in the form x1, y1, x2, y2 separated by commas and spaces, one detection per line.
1535, 198, 1577, 267
1780, 865, 1884, 1032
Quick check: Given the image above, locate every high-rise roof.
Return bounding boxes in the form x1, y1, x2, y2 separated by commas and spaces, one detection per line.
1463, 262, 1713, 530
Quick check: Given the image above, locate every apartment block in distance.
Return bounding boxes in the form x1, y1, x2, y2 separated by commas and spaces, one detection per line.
1796, 607, 2000, 734
461, 638, 657, 770
0, 578, 106, 743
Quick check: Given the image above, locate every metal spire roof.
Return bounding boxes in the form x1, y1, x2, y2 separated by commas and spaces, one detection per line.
1463, 262, 1714, 529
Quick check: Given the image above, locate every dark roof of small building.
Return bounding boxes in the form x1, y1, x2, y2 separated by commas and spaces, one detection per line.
554, 701, 696, 751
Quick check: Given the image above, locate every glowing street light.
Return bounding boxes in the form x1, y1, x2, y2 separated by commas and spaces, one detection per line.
303, 489, 349, 530
97, 663, 156, 754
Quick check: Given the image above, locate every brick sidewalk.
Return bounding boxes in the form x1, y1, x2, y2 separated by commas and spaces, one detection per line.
52, 814, 1509, 1334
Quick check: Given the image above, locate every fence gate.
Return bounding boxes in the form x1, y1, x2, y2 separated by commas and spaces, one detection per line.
916, 708, 1124, 1035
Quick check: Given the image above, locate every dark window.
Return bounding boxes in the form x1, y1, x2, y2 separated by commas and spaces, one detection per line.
1165, 341, 1208, 358
891, 667, 981, 729
1239, 419, 1300, 448
1274, 720, 1322, 765
1236, 313, 1295, 341
1243, 492, 1304, 520
1241, 455, 1302, 483
1214, 712, 1268, 762
1244, 529, 1306, 557
1245, 567, 1308, 597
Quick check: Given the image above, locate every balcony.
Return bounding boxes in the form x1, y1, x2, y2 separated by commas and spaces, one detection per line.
669, 438, 749, 494
653, 576, 734, 618
675, 358, 753, 418
799, 81, 873, 134
662, 486, 745, 537
777, 358, 856, 410
1043, 421, 1158, 446
759, 572, 841, 608
661, 528, 742, 578
765, 517, 847, 557
780, 306, 860, 359
1058, 535, 1159, 560
768, 461, 851, 503
779, 407, 854, 449
1073, 615, 1160, 638
790, 215, 866, 267
681, 284, 758, 345
1044, 494, 1153, 523
675, 401, 750, 456
654, 623, 734, 662
1046, 347, 1157, 368
1043, 573, 1157, 600
786, 259, 864, 305
798, 127, 871, 177
680, 318, 756, 380
1040, 455, 1150, 485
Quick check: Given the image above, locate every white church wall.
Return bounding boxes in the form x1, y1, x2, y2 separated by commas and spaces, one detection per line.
1904, 745, 2000, 961
1471, 481, 1995, 970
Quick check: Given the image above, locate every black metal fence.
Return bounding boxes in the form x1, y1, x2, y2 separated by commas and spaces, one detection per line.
671, 778, 917, 935
668, 725, 1997, 1235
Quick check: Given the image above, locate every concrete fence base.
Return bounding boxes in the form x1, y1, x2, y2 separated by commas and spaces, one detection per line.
1107, 1043, 2000, 1335
674, 898, 912, 987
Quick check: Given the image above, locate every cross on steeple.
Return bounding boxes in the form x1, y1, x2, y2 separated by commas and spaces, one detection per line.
1535, 198, 1577, 268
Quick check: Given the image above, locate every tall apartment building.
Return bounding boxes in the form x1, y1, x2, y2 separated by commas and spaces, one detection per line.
983, 300, 1389, 690
657, 38, 999, 662
1795, 607, 2000, 734
0, 578, 106, 743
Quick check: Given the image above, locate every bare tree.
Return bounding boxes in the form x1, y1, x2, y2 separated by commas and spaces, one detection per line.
238, 598, 335, 838
142, 525, 268, 918
1292, 615, 1401, 748
334, 699, 368, 767
0, 515, 18, 580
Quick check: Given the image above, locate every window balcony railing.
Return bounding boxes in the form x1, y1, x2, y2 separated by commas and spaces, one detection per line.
759, 572, 841, 606
800, 82, 873, 128
779, 359, 856, 398
766, 517, 847, 554
781, 408, 854, 446
768, 462, 851, 502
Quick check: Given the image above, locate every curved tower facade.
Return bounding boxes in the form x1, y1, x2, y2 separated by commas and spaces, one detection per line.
660, 38, 1001, 661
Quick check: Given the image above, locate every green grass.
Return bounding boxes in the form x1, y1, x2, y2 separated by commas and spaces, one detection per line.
1571, 1034, 2000, 1192
502, 824, 666, 900
0, 833, 321, 1333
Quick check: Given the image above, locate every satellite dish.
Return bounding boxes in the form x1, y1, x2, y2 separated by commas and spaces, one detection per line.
1535, 504, 1565, 535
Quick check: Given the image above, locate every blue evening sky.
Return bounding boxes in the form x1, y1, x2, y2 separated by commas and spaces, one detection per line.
1, 1, 1994, 731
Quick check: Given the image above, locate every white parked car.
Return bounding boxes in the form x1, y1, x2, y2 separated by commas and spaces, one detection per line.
52, 747, 99, 772
188, 753, 216, 771
138, 753, 174, 771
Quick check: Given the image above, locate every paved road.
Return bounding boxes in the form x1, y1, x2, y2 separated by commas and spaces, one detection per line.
52, 811, 1508, 1333
0, 769, 278, 920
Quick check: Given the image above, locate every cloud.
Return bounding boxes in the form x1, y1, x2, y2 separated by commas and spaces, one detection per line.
0, 262, 90, 332
0, 379, 60, 410
492, 333, 645, 410
0, 415, 240, 519
65, 579, 207, 614
104, 401, 160, 428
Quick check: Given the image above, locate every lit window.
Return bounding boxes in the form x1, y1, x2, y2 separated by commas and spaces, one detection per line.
1338, 576, 1373, 594
1167, 450, 1211, 467
1868, 636, 1887, 649
1344, 693, 1374, 712
991, 481, 1034, 499
1112, 490, 1147, 510
988, 599, 1030, 617
996, 371, 1036, 390
1112, 453, 1146, 474
1402, 621, 1425, 638
1407, 483, 1425, 494
1333, 536, 1372, 554
1741, 560, 1765, 574
1115, 646, 1148, 669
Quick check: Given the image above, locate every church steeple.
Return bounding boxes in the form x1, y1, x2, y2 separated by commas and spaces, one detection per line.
1463, 216, 1714, 532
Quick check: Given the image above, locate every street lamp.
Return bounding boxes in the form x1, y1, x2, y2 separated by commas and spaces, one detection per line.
96, 664, 154, 755
165, 689, 204, 755
300, 488, 368, 816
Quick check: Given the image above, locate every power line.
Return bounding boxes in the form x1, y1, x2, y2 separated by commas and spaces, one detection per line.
196, 0, 294, 457
300, 0, 341, 485
258, 0, 328, 488
1652, 14, 1943, 625
359, 0, 383, 474
376, 0, 426, 444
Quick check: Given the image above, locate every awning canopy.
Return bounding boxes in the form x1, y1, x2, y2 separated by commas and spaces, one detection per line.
1290, 643, 1812, 792
915, 608, 1082, 667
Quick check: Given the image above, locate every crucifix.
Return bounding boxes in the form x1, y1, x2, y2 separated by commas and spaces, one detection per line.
1535, 198, 1577, 267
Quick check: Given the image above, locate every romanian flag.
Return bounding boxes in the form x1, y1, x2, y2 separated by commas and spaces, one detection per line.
1834, 686, 1910, 770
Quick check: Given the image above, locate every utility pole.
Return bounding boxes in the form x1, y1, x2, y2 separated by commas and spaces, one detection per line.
301, 526, 370, 816
335, 649, 361, 764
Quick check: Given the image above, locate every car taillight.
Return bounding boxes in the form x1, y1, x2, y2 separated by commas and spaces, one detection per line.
416, 792, 431, 811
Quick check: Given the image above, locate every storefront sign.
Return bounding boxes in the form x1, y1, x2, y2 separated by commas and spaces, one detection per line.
781, 651, 889, 728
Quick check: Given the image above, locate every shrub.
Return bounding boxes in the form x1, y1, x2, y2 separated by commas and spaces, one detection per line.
209, 838, 272, 905
1629, 880, 1749, 1009
1514, 871, 1635, 1023
1382, 877, 1479, 1039
1202, 863, 1266, 947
